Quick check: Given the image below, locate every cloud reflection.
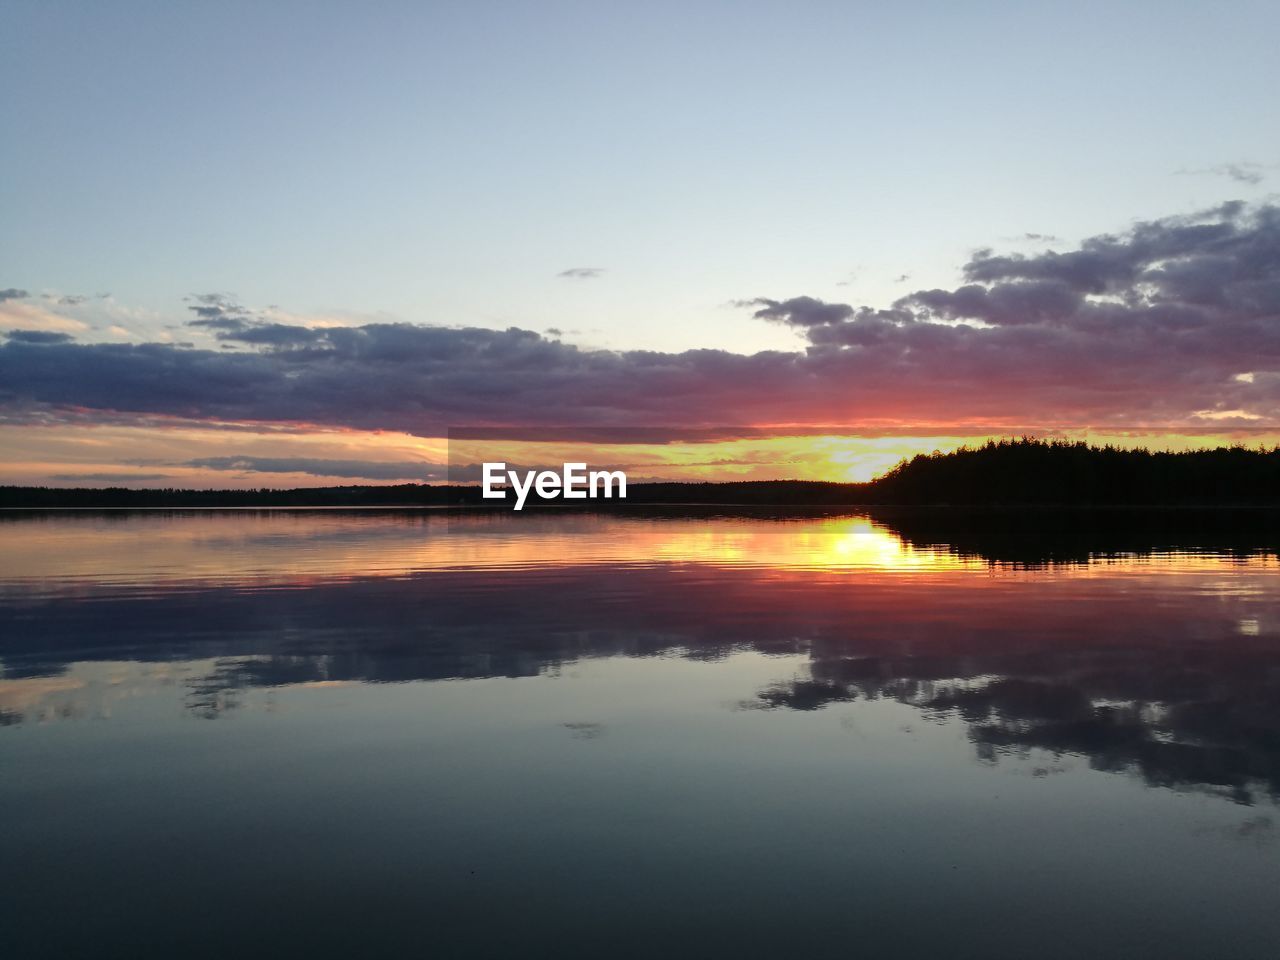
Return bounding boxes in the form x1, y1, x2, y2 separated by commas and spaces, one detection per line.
2, 511, 1279, 807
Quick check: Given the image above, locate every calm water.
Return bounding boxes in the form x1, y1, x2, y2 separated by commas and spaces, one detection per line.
2, 509, 1279, 959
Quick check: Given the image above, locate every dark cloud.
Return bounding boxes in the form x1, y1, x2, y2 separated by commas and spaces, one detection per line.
746, 296, 857, 326
904, 279, 1085, 326
957, 201, 1251, 294
2, 202, 1279, 435
557, 267, 605, 280
218, 323, 326, 347
185, 456, 442, 481
185, 293, 255, 330
743, 201, 1280, 423
0, 288, 29, 302
4, 330, 74, 344
0, 325, 810, 434
56, 294, 88, 306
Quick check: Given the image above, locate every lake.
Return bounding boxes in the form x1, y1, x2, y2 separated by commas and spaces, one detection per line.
2, 509, 1279, 959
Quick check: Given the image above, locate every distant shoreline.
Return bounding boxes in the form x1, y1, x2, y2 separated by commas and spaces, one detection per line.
5, 501, 1280, 511
6, 440, 1280, 508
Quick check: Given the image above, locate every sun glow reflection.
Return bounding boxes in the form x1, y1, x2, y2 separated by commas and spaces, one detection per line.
0, 512, 977, 589
3, 511, 1272, 596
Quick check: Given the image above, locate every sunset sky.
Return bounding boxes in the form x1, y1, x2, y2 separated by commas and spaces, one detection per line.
3, 1, 1279, 487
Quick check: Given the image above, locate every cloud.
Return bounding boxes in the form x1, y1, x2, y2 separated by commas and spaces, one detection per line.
214, 323, 326, 347
2, 202, 1278, 437
0, 300, 90, 334
1222, 164, 1266, 185
557, 267, 605, 280
49, 472, 176, 482
1179, 163, 1267, 185
4, 330, 74, 344
185, 292, 256, 330
0, 323, 813, 434
0, 288, 29, 302
745, 296, 857, 327
184, 456, 443, 481
736, 201, 1280, 422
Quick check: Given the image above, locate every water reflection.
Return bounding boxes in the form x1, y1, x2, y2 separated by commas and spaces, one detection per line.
3, 506, 1276, 591
5, 510, 1280, 958
756, 647, 1280, 806
0, 508, 978, 589
3, 510, 1278, 809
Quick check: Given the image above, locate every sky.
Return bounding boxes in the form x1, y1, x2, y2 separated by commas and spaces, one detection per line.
2, 1, 1280, 486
